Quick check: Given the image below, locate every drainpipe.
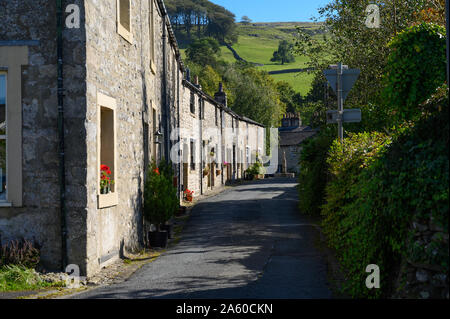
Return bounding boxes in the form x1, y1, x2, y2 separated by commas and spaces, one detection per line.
56, 0, 68, 271
177, 63, 181, 197
161, 15, 170, 163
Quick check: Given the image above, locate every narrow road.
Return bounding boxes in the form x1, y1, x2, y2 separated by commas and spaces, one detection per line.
72, 178, 332, 299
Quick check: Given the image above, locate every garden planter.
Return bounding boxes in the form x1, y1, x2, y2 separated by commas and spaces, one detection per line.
216, 170, 221, 176
177, 206, 187, 216
148, 230, 168, 248
161, 224, 174, 239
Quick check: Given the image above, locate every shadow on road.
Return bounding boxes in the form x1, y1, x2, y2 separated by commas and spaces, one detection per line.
73, 178, 333, 299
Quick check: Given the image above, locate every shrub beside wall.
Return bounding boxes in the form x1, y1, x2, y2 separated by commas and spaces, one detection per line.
319, 89, 448, 298
297, 129, 334, 215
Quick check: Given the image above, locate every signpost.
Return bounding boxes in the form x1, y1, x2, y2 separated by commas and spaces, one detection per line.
323, 63, 361, 142
326, 109, 361, 124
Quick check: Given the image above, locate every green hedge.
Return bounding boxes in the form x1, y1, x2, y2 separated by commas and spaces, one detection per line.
321, 88, 449, 298
297, 129, 334, 215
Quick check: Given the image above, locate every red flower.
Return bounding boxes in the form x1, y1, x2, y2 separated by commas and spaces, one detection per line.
101, 164, 110, 172
153, 168, 160, 175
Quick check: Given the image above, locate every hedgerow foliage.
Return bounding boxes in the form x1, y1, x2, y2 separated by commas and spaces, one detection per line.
297, 129, 334, 215
321, 87, 449, 298
382, 23, 447, 121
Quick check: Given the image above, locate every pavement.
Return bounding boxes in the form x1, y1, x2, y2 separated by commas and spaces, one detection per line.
69, 177, 333, 299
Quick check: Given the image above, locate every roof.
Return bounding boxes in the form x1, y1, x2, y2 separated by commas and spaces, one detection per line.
279, 126, 317, 146
182, 80, 265, 128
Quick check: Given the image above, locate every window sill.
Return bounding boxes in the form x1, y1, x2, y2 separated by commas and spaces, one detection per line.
190, 113, 196, 119
98, 192, 118, 209
118, 25, 133, 44
150, 60, 156, 75
0, 202, 12, 208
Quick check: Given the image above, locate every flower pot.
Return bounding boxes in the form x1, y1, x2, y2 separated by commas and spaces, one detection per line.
216, 170, 221, 176
161, 224, 174, 239
177, 206, 187, 216
148, 230, 168, 248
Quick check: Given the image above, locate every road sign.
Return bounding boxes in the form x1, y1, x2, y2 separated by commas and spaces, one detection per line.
324, 63, 361, 142
326, 109, 362, 124
323, 68, 360, 101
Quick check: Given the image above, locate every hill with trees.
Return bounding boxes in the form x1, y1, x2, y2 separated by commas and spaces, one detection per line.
165, 0, 237, 44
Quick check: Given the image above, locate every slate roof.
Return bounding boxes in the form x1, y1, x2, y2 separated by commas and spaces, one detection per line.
279, 126, 317, 146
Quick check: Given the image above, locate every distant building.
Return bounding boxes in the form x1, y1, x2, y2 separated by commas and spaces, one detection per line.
277, 113, 317, 174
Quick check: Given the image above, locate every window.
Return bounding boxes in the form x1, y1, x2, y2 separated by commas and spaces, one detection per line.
0, 46, 28, 207
202, 141, 206, 169
190, 92, 195, 114
246, 147, 250, 165
149, 0, 155, 73
198, 97, 204, 119
0, 73, 7, 202
215, 107, 218, 126
152, 107, 157, 160
117, 0, 133, 43
97, 93, 118, 208
190, 139, 196, 170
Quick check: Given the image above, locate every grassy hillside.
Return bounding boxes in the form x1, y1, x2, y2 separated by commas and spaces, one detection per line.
180, 22, 326, 96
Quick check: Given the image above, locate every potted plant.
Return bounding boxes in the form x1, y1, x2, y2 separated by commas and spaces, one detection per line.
184, 189, 194, 202
144, 160, 179, 247
203, 165, 210, 177
245, 161, 265, 180
100, 164, 114, 194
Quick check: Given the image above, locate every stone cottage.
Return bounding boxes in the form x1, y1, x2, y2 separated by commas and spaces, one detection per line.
0, 0, 265, 276
277, 113, 317, 174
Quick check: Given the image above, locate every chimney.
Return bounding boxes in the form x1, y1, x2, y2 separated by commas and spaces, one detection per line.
214, 82, 227, 107
194, 75, 202, 90
186, 68, 191, 82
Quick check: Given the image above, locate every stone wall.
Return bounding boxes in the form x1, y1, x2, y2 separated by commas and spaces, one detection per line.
0, 0, 87, 271
279, 146, 302, 174
393, 219, 449, 299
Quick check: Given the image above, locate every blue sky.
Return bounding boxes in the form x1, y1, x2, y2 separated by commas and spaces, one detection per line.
209, 0, 331, 23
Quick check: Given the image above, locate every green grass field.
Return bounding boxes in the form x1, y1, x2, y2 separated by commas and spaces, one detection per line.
231, 22, 324, 95
179, 22, 325, 95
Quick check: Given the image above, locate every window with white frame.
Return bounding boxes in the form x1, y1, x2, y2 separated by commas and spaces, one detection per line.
190, 92, 195, 114
117, 0, 133, 43
190, 139, 196, 170
0, 72, 7, 202
215, 107, 218, 126
97, 93, 118, 208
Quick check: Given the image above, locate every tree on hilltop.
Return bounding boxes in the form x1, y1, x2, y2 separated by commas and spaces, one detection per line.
241, 16, 252, 25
